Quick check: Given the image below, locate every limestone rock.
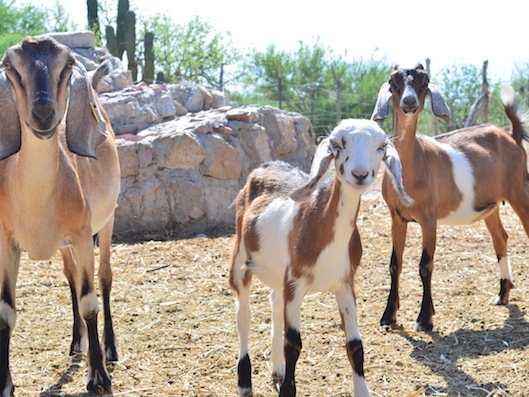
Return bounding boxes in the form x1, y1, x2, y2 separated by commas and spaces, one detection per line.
114, 105, 315, 236
40, 30, 96, 48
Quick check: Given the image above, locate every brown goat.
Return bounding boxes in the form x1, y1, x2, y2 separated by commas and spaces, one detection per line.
372, 63, 529, 331
0, 37, 120, 395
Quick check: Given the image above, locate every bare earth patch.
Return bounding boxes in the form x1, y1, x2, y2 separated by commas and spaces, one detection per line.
10, 176, 529, 396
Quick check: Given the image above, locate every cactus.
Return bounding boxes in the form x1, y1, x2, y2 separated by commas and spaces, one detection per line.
116, 0, 129, 59
106, 25, 118, 57
143, 32, 154, 84
87, 0, 101, 43
125, 11, 137, 81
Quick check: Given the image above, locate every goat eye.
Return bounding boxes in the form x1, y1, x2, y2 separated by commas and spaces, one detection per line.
390, 82, 401, 95
3, 61, 11, 70
330, 140, 342, 154
378, 143, 387, 152
67, 59, 74, 69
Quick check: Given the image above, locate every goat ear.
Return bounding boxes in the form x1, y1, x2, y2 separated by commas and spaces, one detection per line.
372, 82, 392, 123
65, 62, 107, 158
290, 138, 333, 202
428, 82, 451, 123
0, 68, 21, 159
383, 144, 414, 207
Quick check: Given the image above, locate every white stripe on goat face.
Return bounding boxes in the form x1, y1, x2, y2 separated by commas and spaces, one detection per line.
329, 120, 387, 192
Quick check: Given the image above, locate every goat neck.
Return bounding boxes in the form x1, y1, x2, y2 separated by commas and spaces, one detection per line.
12, 123, 63, 203
392, 105, 422, 162
292, 175, 361, 263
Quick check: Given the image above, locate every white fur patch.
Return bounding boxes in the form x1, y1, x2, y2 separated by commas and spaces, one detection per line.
498, 256, 513, 281
0, 301, 16, 329
79, 291, 99, 318
310, 195, 359, 292
427, 137, 482, 225
250, 198, 299, 291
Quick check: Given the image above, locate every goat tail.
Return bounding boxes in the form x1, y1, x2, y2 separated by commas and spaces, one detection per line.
500, 83, 529, 146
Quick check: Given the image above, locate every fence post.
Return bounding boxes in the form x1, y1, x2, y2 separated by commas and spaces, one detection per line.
332, 65, 342, 124
426, 58, 439, 136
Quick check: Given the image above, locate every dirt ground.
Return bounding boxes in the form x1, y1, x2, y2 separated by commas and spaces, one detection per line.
8, 176, 529, 397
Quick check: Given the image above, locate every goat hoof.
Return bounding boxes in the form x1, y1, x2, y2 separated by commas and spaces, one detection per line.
278, 383, 296, 397
238, 387, 253, 397
414, 321, 433, 332
69, 338, 87, 356
380, 315, 397, 327
495, 296, 509, 306
86, 381, 111, 396
104, 345, 119, 362
86, 370, 111, 396
272, 371, 285, 384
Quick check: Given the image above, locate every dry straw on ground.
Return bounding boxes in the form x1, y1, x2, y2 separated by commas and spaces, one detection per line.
9, 178, 529, 396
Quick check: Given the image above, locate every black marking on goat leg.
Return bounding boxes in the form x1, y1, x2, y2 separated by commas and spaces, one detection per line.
346, 339, 365, 377
1, 279, 13, 309
381, 249, 400, 326
237, 354, 252, 390
417, 249, 434, 331
280, 327, 301, 397
68, 282, 86, 355
101, 284, 118, 362
497, 278, 514, 305
81, 271, 91, 298
85, 314, 112, 395
0, 320, 13, 397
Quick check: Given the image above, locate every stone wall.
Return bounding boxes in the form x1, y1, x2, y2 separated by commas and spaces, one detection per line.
114, 106, 315, 236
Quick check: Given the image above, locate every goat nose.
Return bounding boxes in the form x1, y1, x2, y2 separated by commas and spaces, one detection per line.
352, 169, 369, 182
32, 101, 54, 123
402, 95, 418, 107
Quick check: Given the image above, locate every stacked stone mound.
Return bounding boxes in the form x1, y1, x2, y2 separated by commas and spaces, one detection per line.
41, 31, 316, 236
115, 106, 315, 236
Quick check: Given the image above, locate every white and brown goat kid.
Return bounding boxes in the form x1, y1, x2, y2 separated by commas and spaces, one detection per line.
229, 119, 413, 397
372, 63, 529, 332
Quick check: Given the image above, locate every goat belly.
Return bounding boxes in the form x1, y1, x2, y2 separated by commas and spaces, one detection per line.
249, 197, 299, 291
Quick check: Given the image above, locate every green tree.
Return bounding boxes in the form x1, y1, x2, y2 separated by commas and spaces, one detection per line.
0, 0, 77, 55
511, 60, 529, 109
243, 40, 390, 136
140, 14, 240, 89
435, 63, 482, 131
46, 1, 77, 32
0, 0, 47, 53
